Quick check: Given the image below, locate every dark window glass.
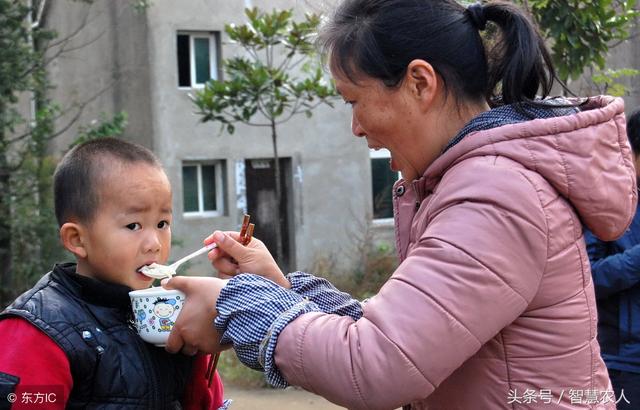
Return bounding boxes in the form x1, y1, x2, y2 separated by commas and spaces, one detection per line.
371, 158, 396, 219
182, 166, 198, 212
201, 165, 217, 211
194, 37, 210, 84
177, 34, 190, 87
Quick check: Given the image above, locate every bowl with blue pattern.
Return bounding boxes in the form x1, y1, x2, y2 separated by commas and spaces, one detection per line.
129, 286, 186, 346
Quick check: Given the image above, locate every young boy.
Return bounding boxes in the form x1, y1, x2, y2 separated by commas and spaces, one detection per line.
0, 138, 226, 409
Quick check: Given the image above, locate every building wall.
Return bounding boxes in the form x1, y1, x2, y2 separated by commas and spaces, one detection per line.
45, 1, 154, 151
610, 19, 640, 113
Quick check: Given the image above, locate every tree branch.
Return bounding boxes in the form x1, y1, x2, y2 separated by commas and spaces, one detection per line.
17, 6, 103, 84
277, 45, 298, 72
7, 80, 116, 146
276, 99, 327, 125
281, 55, 306, 73
609, 32, 639, 49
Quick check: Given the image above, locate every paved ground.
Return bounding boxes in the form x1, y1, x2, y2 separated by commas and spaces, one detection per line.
224, 386, 345, 409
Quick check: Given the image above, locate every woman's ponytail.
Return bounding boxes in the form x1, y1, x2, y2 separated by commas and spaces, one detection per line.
483, 1, 556, 105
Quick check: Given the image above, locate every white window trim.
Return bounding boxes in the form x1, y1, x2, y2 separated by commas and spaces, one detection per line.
369, 148, 392, 159
178, 31, 218, 90
183, 161, 224, 218
370, 148, 399, 223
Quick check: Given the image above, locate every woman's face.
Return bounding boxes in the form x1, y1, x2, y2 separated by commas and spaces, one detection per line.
333, 70, 434, 182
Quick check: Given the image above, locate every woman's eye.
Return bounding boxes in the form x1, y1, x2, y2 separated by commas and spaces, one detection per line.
158, 220, 170, 229
126, 223, 142, 231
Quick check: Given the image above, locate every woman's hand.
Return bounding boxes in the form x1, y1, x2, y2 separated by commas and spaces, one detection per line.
162, 276, 230, 355
205, 231, 290, 289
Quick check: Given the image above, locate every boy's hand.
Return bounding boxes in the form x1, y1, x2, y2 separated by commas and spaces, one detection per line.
162, 276, 230, 355
205, 231, 290, 289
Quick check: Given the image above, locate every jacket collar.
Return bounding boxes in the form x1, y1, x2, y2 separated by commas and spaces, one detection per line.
403, 96, 635, 242
52, 262, 133, 310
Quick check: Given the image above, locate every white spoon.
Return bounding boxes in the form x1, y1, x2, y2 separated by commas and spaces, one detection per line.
139, 243, 217, 279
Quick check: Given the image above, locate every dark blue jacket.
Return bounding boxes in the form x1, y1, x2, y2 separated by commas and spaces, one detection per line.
585, 202, 640, 373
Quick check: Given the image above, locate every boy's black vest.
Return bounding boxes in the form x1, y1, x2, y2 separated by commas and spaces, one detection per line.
0, 263, 193, 409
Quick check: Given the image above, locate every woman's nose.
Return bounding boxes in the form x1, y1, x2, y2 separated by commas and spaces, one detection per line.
351, 115, 365, 137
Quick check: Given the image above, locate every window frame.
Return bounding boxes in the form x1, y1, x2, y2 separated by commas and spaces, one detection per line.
177, 31, 219, 89
370, 148, 400, 224
182, 161, 225, 218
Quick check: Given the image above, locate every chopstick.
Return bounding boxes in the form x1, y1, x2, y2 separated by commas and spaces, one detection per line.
242, 223, 255, 246
205, 351, 220, 386
207, 214, 254, 386
239, 214, 250, 242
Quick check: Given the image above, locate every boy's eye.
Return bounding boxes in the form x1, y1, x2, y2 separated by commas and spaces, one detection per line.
158, 220, 170, 229
126, 223, 142, 231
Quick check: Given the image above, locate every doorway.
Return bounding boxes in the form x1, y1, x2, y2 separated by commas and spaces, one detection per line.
245, 157, 293, 271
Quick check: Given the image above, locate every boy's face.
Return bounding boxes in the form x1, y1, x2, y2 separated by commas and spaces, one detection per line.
77, 162, 173, 290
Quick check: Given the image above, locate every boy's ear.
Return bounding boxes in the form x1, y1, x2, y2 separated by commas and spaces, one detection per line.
59, 222, 88, 259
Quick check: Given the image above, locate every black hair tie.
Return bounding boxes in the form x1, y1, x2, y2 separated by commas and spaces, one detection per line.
467, 3, 487, 31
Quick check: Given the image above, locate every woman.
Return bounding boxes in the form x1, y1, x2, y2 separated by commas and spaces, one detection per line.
164, 1, 636, 408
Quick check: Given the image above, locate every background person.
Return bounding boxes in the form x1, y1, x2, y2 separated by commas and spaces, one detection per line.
584, 108, 640, 409
164, 1, 636, 409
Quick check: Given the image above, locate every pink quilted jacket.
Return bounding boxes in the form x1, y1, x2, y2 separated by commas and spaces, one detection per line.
274, 96, 637, 409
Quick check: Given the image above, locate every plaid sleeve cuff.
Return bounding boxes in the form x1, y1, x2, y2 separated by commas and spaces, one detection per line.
259, 299, 319, 387
217, 399, 232, 410
214, 274, 320, 386
287, 271, 363, 320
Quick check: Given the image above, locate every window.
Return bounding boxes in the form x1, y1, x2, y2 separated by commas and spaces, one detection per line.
182, 161, 225, 216
177, 32, 219, 88
370, 149, 400, 220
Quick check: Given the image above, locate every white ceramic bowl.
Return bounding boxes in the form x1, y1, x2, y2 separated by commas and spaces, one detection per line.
129, 287, 186, 346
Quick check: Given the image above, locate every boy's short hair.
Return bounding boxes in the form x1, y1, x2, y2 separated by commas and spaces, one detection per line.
53, 137, 162, 226
628, 109, 640, 156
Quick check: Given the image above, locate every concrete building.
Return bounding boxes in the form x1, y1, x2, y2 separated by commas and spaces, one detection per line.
44, 0, 382, 275
42, 0, 639, 276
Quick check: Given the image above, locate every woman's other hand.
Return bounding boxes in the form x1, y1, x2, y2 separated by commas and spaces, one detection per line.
205, 231, 290, 289
162, 276, 229, 355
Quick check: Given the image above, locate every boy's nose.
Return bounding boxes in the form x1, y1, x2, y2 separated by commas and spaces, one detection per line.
144, 233, 162, 253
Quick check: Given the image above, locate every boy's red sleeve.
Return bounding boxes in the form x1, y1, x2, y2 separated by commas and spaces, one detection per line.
0, 317, 72, 409
0, 318, 224, 409
182, 353, 225, 410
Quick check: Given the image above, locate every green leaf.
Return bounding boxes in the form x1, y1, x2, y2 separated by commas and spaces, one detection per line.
520, 0, 637, 82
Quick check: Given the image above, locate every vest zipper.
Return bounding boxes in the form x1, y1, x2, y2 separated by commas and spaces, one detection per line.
89, 346, 105, 402
133, 328, 161, 407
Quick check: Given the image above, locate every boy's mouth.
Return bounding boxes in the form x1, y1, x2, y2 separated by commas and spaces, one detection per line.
137, 261, 157, 271
136, 263, 157, 280
136, 271, 154, 282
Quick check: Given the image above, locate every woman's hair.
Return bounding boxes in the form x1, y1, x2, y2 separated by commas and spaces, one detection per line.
53, 137, 163, 227
628, 109, 640, 156
318, 0, 559, 106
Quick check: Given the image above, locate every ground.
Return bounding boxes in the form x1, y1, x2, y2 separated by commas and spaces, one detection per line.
224, 386, 345, 409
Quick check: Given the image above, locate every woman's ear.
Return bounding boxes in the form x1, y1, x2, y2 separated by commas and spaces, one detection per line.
405, 59, 439, 108
60, 222, 88, 259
